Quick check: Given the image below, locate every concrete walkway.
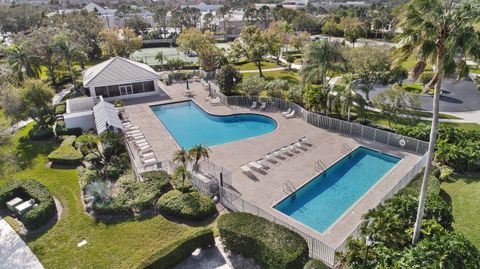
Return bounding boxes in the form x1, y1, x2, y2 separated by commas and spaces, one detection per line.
238, 67, 287, 73
0, 217, 44, 269
174, 238, 260, 269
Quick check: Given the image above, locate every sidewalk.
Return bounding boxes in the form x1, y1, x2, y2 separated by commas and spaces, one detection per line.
0, 217, 44, 269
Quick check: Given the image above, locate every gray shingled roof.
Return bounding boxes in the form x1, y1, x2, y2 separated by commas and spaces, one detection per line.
83, 57, 160, 88
93, 101, 123, 134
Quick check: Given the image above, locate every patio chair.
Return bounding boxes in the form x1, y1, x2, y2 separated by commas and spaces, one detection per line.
300, 137, 312, 147
210, 97, 221, 105
273, 150, 286, 160
142, 157, 157, 166
264, 153, 278, 164
294, 141, 307, 151
251, 101, 258, 110
260, 102, 267, 110
134, 139, 148, 147
138, 144, 152, 153
282, 108, 292, 116
284, 110, 296, 119
256, 158, 270, 169
241, 165, 252, 173
288, 144, 301, 153
140, 152, 155, 159
185, 89, 194, 97
281, 146, 295, 156
248, 161, 264, 170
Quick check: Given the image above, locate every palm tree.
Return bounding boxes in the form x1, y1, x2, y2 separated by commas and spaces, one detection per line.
54, 34, 87, 88
5, 43, 41, 84
333, 77, 362, 122
153, 6, 169, 38
155, 51, 164, 69
280, 21, 293, 57
301, 40, 344, 85
216, 6, 231, 34
396, 0, 480, 244
173, 148, 192, 169
188, 144, 210, 171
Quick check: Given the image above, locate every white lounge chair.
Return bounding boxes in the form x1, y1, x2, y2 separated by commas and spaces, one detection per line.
284, 110, 296, 119
260, 102, 267, 110
300, 137, 312, 147
264, 153, 278, 164
273, 150, 286, 160
138, 144, 151, 153
142, 157, 157, 165
140, 152, 155, 159
281, 147, 295, 156
251, 101, 258, 110
248, 161, 264, 170
210, 97, 221, 105
256, 158, 270, 168
282, 108, 292, 116
185, 89, 194, 97
126, 130, 142, 137
295, 141, 307, 151
125, 126, 140, 131
288, 144, 301, 153
241, 165, 252, 173
135, 140, 148, 147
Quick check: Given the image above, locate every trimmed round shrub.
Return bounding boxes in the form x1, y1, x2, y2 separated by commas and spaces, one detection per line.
28, 125, 54, 140
0, 180, 56, 230
54, 102, 66, 115
92, 195, 132, 216
156, 190, 216, 220
304, 259, 329, 269
218, 212, 309, 269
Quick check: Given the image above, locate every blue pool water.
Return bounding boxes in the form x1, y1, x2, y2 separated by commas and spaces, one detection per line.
151, 101, 277, 149
275, 147, 400, 233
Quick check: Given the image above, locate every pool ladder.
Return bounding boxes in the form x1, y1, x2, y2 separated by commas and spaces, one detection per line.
341, 143, 353, 154
315, 160, 327, 172
283, 180, 297, 199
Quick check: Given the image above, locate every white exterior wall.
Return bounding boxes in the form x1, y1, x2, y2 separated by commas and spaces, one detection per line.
89, 79, 161, 101
64, 112, 95, 131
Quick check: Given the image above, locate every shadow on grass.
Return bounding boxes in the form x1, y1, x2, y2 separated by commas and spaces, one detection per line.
15, 136, 59, 170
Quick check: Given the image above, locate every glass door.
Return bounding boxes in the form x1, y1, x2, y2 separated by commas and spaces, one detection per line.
119, 85, 133, 95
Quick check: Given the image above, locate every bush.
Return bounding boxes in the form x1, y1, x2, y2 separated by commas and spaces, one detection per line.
54, 102, 66, 115
28, 125, 54, 140
156, 190, 216, 220
55, 120, 83, 136
419, 71, 435, 86
139, 228, 215, 269
439, 165, 455, 182
92, 195, 132, 216
47, 135, 83, 165
0, 180, 56, 230
218, 212, 309, 269
77, 167, 102, 191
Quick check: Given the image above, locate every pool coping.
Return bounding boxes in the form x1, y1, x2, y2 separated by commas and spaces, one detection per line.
148, 99, 280, 150
270, 145, 406, 239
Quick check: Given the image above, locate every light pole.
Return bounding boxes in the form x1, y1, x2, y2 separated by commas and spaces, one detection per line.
363, 235, 373, 269
186, 78, 190, 90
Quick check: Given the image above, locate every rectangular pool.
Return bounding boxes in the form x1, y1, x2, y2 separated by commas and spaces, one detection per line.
274, 147, 400, 233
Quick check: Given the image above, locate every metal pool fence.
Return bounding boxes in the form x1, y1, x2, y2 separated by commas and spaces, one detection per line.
219, 152, 428, 267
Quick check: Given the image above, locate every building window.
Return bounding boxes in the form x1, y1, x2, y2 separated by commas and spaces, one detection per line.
132, 82, 144, 94
108, 85, 120, 97
95, 86, 108, 97
143, 81, 155, 92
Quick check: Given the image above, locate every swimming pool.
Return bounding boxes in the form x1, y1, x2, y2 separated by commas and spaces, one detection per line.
274, 147, 400, 233
151, 101, 277, 149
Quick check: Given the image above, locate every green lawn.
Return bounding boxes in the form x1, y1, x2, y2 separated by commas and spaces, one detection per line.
243, 70, 301, 83
2, 125, 208, 268
402, 83, 424, 94
400, 54, 433, 72
235, 61, 281, 71
441, 174, 480, 249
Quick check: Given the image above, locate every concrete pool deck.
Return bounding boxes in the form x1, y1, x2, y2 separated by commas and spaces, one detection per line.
123, 81, 422, 249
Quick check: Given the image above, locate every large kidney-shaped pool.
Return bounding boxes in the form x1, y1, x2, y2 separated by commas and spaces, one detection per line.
151, 101, 277, 149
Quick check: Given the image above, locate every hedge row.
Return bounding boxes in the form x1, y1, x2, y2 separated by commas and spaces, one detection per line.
0, 180, 56, 230
55, 120, 83, 136
138, 228, 215, 269
28, 125, 54, 140
47, 135, 83, 165
218, 212, 309, 269
54, 102, 66, 115
156, 190, 216, 221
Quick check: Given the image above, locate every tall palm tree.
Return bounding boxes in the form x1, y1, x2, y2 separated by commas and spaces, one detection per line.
155, 51, 164, 68
216, 6, 231, 34
173, 148, 192, 169
301, 40, 344, 85
5, 43, 41, 84
333, 77, 362, 122
280, 21, 293, 57
188, 144, 210, 171
54, 34, 87, 88
153, 6, 169, 38
396, 0, 480, 244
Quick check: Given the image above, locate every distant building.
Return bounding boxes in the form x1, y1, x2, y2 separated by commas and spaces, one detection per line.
312, 1, 369, 11
254, 0, 309, 10
180, 2, 223, 13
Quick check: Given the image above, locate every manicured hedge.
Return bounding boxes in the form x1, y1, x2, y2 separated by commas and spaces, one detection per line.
218, 212, 309, 269
47, 135, 83, 165
138, 228, 215, 269
0, 180, 56, 230
55, 120, 83, 136
303, 259, 329, 269
156, 190, 216, 220
28, 125, 54, 140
